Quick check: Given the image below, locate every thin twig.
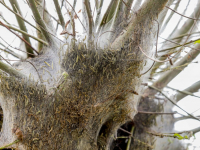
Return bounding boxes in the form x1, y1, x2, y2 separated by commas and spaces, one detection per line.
158, 36, 200, 53
34, 0, 60, 24
0, 1, 41, 32
1, 24, 48, 46
0, 58, 41, 82
0, 47, 20, 59
146, 130, 191, 139
0, 55, 12, 66
25, 60, 42, 82
0, 36, 35, 56
9, 0, 34, 57
65, 0, 87, 32
149, 85, 200, 122
119, 127, 132, 135
140, 20, 159, 76
166, 86, 200, 99
126, 126, 134, 150
165, 6, 200, 21
139, 46, 176, 63
138, 111, 177, 115
140, 61, 155, 76
0, 140, 19, 150
0, 21, 38, 55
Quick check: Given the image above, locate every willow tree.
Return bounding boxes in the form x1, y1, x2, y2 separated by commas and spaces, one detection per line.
0, 0, 200, 150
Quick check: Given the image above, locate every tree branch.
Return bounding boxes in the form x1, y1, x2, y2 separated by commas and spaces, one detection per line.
53, 0, 65, 28
160, 0, 181, 33
0, 37, 35, 58
0, 43, 21, 59
0, 1, 41, 32
138, 111, 177, 115
0, 21, 39, 55
175, 115, 200, 122
0, 140, 19, 150
9, 0, 34, 57
165, 6, 200, 21
0, 61, 26, 78
28, 0, 52, 43
94, 0, 104, 30
159, 37, 200, 53
1, 24, 48, 46
84, 0, 94, 42
153, 44, 200, 89
124, 0, 134, 20
175, 80, 200, 102
111, 0, 169, 49
149, 85, 200, 122
152, 2, 200, 77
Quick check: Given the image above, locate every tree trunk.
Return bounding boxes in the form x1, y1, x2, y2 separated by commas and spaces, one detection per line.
0, 0, 169, 149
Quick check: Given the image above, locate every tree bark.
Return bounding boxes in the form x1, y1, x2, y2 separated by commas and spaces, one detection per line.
0, 0, 169, 149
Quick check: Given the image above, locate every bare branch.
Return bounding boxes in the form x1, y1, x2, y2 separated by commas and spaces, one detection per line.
0, 61, 26, 78
159, 37, 200, 53
1, 24, 48, 46
65, 0, 86, 31
152, 2, 200, 76
168, 0, 200, 40
166, 0, 191, 38
153, 44, 200, 89
169, 32, 200, 41
84, 0, 94, 42
126, 126, 134, 150
112, 0, 169, 49
94, 0, 103, 30
0, 1, 41, 32
53, 0, 65, 28
0, 43, 21, 59
0, 140, 19, 150
124, 0, 134, 20
0, 37, 35, 58
146, 130, 192, 139
138, 46, 177, 63
138, 111, 177, 115
98, 0, 119, 30
175, 80, 200, 102
0, 21, 39, 55
167, 86, 200, 99
175, 115, 200, 122
160, 0, 181, 33
190, 126, 200, 135
9, 0, 34, 57
149, 85, 200, 122
28, 0, 52, 43
165, 6, 200, 21
158, 36, 200, 53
